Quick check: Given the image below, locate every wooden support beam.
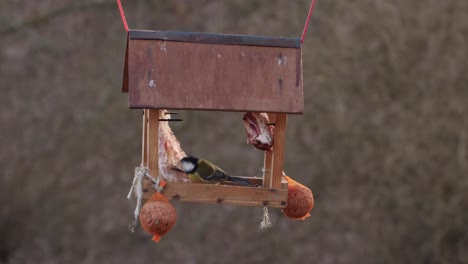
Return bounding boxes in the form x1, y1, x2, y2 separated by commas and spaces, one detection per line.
146, 182, 287, 208
147, 109, 159, 177
263, 113, 277, 188
271, 114, 287, 189
141, 109, 148, 166
262, 151, 273, 188
141, 177, 287, 207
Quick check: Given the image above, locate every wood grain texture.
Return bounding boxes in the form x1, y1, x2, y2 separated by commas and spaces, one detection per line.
271, 114, 287, 189
127, 39, 303, 113
263, 151, 273, 188
263, 113, 278, 188
143, 181, 288, 208
141, 109, 148, 166
147, 109, 159, 177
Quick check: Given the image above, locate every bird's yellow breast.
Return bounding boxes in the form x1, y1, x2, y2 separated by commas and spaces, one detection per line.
188, 173, 209, 184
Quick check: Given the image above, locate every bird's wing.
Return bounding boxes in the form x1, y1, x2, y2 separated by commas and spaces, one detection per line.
198, 159, 229, 182
206, 169, 229, 182
197, 159, 216, 179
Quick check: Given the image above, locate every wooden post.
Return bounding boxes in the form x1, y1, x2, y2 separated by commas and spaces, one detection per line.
147, 109, 160, 178
263, 113, 277, 188
271, 114, 287, 189
262, 151, 273, 188
141, 109, 148, 167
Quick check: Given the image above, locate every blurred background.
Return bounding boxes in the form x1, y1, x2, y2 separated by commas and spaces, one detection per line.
1, 0, 467, 263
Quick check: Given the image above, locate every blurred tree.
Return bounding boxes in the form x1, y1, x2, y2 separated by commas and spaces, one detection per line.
0, 0, 467, 263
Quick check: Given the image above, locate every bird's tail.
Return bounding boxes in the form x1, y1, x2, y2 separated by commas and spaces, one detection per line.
228, 176, 250, 186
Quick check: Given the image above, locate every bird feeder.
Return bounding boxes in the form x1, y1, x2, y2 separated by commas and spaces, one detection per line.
121, 29, 303, 208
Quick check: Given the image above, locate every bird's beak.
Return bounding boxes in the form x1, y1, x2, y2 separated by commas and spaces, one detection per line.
171, 167, 185, 173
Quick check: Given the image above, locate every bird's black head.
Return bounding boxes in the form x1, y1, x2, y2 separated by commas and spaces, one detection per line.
181, 156, 198, 173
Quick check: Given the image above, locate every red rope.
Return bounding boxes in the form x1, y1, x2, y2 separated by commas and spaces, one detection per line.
117, 0, 314, 42
301, 0, 317, 45
116, 0, 129, 32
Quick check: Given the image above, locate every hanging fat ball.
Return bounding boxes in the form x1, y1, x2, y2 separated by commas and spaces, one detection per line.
179, 156, 250, 186
282, 175, 314, 220
139, 192, 177, 242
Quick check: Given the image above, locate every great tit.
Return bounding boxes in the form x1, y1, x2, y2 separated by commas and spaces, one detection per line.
179, 156, 250, 186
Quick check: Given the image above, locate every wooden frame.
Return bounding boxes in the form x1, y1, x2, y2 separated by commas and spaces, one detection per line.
122, 30, 304, 208
139, 109, 288, 208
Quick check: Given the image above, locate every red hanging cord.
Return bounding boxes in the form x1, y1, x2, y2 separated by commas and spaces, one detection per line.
116, 0, 129, 32
117, 0, 315, 42
301, 0, 317, 45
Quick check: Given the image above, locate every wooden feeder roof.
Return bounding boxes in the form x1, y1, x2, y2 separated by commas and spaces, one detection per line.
122, 30, 304, 114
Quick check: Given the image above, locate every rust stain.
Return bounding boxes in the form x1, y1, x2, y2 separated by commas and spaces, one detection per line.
278, 76, 283, 94
296, 49, 301, 87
